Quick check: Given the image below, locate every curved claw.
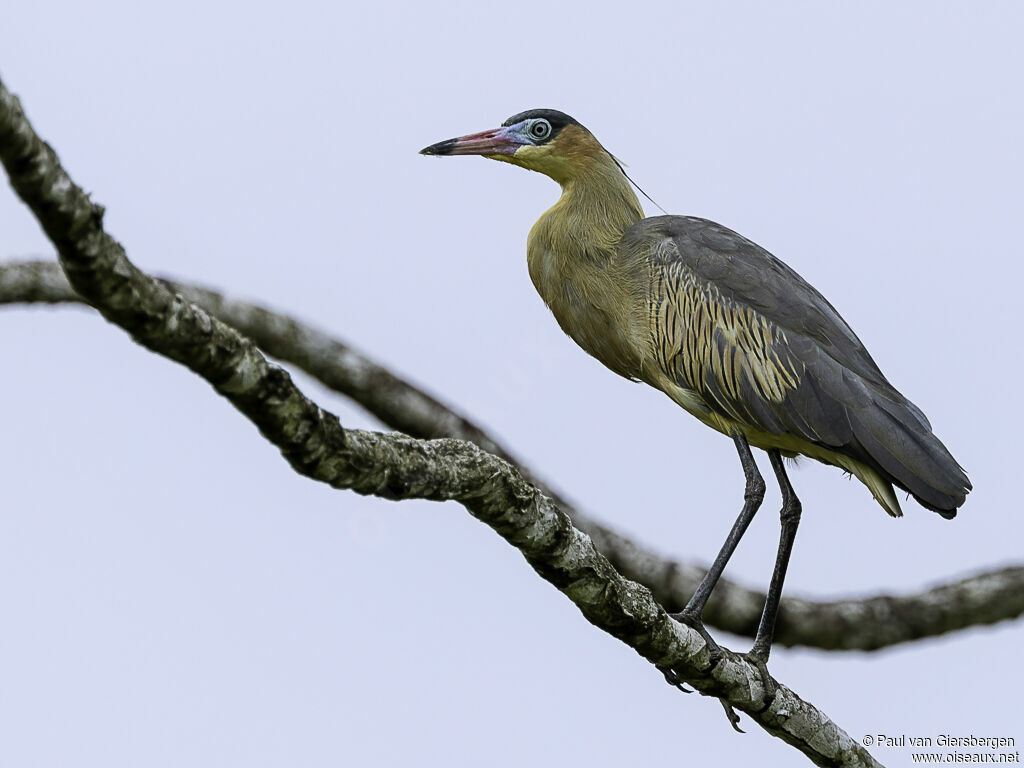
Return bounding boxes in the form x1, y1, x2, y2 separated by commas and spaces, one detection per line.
720, 698, 745, 733
661, 662, 745, 732
657, 665, 693, 693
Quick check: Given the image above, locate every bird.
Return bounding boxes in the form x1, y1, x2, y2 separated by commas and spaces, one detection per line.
420, 108, 971, 667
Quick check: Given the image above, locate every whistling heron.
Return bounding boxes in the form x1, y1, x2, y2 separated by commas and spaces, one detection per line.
421, 109, 971, 665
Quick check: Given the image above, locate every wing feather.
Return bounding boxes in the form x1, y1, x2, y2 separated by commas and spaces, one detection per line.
627, 215, 970, 514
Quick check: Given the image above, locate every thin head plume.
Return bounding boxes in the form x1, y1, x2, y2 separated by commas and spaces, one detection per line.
607, 151, 667, 214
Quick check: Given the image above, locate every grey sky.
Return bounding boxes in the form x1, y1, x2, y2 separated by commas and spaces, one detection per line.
2, 1, 1021, 765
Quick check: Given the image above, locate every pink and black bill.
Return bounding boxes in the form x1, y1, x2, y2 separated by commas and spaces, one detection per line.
420, 127, 522, 156
420, 109, 582, 156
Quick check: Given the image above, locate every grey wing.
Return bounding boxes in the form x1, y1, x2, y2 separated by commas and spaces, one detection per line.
627, 215, 970, 515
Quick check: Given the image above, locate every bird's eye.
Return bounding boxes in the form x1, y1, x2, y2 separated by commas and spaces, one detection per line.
529, 119, 552, 141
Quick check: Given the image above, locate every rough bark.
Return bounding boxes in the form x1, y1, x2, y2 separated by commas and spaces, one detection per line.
3, 258, 1020, 653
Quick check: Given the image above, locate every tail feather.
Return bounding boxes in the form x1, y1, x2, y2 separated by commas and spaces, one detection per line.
848, 388, 971, 517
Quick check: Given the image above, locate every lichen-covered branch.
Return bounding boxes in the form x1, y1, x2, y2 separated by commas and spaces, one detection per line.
0, 77, 883, 767
3, 257, 1021, 653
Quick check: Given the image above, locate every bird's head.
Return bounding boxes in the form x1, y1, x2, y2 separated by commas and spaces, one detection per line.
420, 109, 606, 185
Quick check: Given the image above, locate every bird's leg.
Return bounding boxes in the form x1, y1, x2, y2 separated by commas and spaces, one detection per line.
748, 450, 802, 665
671, 432, 765, 660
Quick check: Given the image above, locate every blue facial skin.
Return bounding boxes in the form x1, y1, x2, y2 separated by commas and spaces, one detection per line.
507, 118, 553, 147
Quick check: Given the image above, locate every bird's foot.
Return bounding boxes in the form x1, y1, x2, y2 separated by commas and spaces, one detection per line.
668, 609, 725, 666
663, 611, 745, 729
664, 612, 774, 732
741, 650, 778, 710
